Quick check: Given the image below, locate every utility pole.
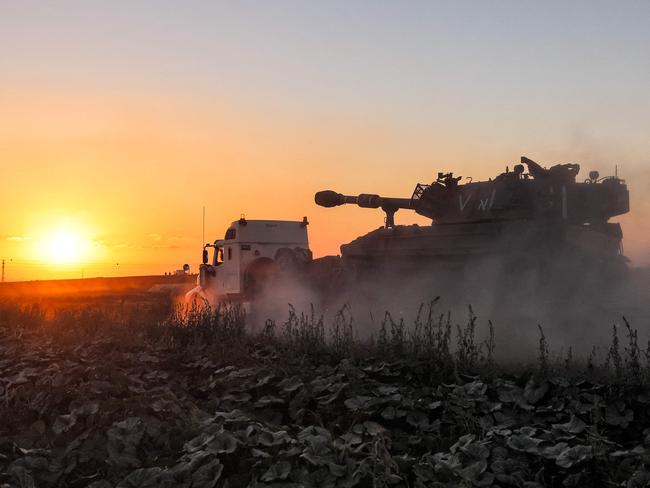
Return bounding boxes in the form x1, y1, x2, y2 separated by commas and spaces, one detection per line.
2, 259, 13, 283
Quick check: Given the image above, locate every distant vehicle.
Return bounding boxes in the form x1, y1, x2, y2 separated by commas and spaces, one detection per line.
173, 264, 191, 276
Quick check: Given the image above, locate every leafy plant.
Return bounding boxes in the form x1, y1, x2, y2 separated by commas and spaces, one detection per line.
2, 297, 650, 488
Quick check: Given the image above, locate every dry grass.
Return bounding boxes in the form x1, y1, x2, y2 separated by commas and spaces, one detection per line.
2, 293, 649, 383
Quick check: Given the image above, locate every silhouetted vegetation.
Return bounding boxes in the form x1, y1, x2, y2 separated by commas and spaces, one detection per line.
2, 295, 650, 487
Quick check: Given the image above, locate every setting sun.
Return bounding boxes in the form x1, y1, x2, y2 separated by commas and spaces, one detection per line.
49, 230, 85, 264
37, 223, 95, 266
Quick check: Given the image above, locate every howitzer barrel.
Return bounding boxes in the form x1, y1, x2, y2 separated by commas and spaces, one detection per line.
315, 190, 415, 228
315, 190, 413, 210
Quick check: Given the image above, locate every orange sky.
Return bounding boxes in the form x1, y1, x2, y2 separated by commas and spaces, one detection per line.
1, 87, 648, 281
0, 88, 429, 279
1, 2, 649, 281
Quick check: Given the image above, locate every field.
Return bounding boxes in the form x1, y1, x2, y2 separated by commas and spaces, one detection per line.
2, 285, 650, 488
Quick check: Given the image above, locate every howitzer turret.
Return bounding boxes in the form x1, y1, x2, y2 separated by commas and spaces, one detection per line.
315, 157, 630, 284
316, 156, 629, 228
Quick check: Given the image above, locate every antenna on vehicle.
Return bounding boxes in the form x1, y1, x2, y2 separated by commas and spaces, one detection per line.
615, 164, 618, 178
202, 206, 206, 246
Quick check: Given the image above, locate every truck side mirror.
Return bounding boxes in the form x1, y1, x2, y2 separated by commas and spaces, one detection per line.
202, 249, 208, 264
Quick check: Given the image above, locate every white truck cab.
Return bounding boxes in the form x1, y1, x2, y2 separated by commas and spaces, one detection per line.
186, 217, 311, 306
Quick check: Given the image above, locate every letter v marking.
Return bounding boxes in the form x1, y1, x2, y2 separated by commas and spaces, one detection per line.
459, 193, 472, 211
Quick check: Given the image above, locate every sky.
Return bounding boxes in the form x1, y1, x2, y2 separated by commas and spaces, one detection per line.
1, 0, 649, 280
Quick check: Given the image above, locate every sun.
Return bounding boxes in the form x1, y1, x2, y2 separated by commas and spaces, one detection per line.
41, 225, 93, 265
50, 230, 83, 264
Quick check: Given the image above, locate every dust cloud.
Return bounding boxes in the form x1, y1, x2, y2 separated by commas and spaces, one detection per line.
250, 231, 650, 363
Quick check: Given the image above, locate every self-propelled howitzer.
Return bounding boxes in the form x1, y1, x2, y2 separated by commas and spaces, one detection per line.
315, 157, 630, 278
316, 156, 628, 228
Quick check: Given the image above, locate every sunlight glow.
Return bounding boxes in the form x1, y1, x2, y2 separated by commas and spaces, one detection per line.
40, 225, 93, 265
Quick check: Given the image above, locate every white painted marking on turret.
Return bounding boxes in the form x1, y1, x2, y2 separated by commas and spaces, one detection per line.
479, 189, 497, 211
459, 193, 472, 211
